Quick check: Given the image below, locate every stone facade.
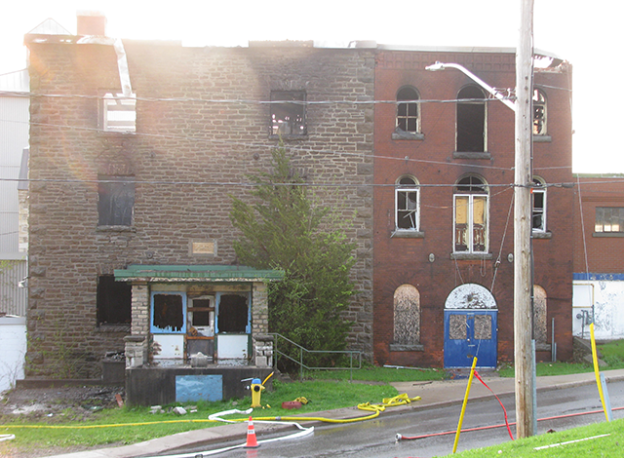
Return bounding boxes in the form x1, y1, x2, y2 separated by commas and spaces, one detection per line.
25, 34, 375, 377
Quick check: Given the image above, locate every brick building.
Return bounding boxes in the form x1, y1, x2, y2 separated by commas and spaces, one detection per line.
24, 16, 375, 392
24, 14, 576, 391
372, 47, 574, 368
573, 176, 624, 340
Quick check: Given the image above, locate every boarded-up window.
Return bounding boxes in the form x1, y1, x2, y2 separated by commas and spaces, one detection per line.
98, 176, 134, 226
152, 293, 185, 333
449, 314, 467, 340
217, 294, 249, 333
96, 275, 131, 325
454, 176, 488, 253
393, 285, 420, 345
474, 315, 492, 340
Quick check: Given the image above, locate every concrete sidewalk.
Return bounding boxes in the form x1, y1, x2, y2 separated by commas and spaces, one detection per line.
41, 368, 624, 458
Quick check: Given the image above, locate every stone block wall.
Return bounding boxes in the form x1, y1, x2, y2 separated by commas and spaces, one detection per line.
25, 37, 375, 377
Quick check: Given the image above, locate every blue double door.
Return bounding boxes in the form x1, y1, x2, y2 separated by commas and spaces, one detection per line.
444, 309, 498, 368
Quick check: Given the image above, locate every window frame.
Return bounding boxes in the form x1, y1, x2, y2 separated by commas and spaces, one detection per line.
456, 85, 487, 153
100, 91, 136, 134
595, 207, 624, 233
532, 88, 547, 136
396, 86, 420, 134
150, 291, 187, 334
395, 176, 420, 232
532, 178, 547, 233
270, 90, 307, 138
453, 176, 489, 254
97, 175, 135, 227
96, 275, 131, 327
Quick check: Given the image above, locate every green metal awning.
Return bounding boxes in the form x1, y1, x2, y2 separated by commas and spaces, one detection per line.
114, 264, 284, 282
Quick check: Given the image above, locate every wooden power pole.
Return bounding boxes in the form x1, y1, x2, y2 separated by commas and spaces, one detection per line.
514, 0, 536, 438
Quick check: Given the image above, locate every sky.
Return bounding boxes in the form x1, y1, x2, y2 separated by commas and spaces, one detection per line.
1, 0, 621, 173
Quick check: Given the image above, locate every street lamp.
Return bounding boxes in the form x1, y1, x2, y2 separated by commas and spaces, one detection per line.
425, 61, 517, 112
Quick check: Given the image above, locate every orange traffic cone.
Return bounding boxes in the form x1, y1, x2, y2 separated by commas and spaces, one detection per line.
245, 416, 260, 448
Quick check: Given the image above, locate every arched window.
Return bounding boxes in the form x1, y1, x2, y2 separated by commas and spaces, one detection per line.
532, 177, 547, 232
533, 285, 547, 344
454, 175, 488, 253
396, 87, 420, 134
457, 86, 486, 152
393, 284, 420, 347
395, 176, 420, 231
533, 88, 547, 135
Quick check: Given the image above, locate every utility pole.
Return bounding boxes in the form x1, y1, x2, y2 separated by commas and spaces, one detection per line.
514, 0, 536, 438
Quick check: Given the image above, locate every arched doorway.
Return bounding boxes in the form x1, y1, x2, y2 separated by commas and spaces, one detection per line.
444, 283, 498, 368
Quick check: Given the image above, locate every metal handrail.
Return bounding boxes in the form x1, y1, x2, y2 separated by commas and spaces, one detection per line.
268, 332, 362, 382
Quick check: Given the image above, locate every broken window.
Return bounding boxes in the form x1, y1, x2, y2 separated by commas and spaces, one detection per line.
456, 86, 486, 152
393, 284, 420, 346
151, 292, 186, 333
395, 176, 420, 231
96, 275, 131, 326
532, 88, 547, 135
98, 176, 135, 226
595, 207, 624, 233
396, 87, 420, 133
101, 92, 136, 133
270, 91, 306, 137
454, 176, 488, 253
217, 293, 249, 333
188, 297, 215, 337
532, 178, 547, 232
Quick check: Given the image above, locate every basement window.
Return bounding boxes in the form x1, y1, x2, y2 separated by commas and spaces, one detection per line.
270, 91, 306, 138
456, 86, 486, 153
98, 176, 135, 227
101, 92, 136, 133
595, 207, 624, 233
151, 292, 186, 333
96, 275, 131, 326
216, 293, 250, 333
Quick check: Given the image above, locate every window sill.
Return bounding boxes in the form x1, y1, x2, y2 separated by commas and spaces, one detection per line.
98, 130, 136, 137
450, 252, 493, 260
97, 225, 136, 232
269, 134, 308, 142
392, 131, 424, 141
390, 344, 424, 352
391, 230, 425, 238
533, 135, 552, 143
453, 152, 491, 160
593, 232, 624, 238
96, 324, 131, 333
532, 231, 552, 239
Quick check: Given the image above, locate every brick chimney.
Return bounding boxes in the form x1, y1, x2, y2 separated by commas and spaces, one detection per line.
77, 11, 106, 36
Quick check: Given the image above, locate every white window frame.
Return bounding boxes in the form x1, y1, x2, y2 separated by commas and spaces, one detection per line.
396, 87, 420, 134
395, 177, 420, 231
102, 91, 136, 133
532, 178, 547, 232
453, 176, 489, 253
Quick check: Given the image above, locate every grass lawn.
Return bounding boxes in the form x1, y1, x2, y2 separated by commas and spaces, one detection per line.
1, 339, 622, 456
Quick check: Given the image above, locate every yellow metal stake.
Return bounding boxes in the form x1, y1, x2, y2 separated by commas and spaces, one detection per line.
452, 357, 478, 454
590, 323, 610, 422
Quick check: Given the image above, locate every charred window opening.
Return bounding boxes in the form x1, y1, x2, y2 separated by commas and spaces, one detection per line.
454, 176, 488, 253
152, 293, 185, 333
98, 176, 135, 226
395, 176, 419, 230
396, 87, 419, 133
217, 294, 249, 333
457, 86, 486, 152
101, 92, 136, 133
595, 207, 624, 233
188, 297, 215, 337
533, 88, 547, 135
270, 91, 306, 137
96, 275, 131, 325
532, 178, 547, 232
